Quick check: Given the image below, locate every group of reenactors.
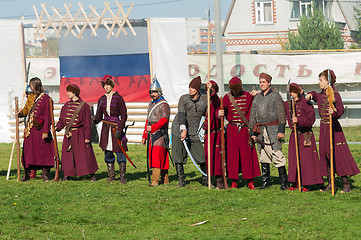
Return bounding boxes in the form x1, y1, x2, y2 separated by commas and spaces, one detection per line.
17, 70, 360, 193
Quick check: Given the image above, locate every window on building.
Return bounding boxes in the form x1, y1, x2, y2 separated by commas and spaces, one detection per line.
255, 1, 273, 24
290, 0, 329, 19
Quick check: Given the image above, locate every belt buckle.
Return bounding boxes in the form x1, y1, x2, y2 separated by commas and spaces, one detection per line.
237, 123, 242, 133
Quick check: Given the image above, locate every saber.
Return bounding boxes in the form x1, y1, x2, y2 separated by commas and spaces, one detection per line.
101, 120, 137, 168
182, 139, 207, 177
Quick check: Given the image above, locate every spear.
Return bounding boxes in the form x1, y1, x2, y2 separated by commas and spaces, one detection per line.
291, 96, 302, 192
220, 97, 228, 189
326, 69, 336, 196
15, 97, 20, 181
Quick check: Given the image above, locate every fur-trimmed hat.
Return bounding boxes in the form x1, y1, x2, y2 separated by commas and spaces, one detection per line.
259, 73, 272, 82
319, 69, 336, 85
101, 75, 115, 88
66, 84, 80, 96
229, 77, 243, 92
289, 83, 302, 94
189, 76, 201, 91
205, 80, 219, 93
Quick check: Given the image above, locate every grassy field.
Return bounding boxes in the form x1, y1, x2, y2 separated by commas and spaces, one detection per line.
0, 127, 361, 239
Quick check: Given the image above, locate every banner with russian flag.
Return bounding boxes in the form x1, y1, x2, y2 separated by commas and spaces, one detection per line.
58, 25, 150, 103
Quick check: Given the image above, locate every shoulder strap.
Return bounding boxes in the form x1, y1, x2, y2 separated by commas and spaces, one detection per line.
227, 92, 249, 126
65, 101, 85, 135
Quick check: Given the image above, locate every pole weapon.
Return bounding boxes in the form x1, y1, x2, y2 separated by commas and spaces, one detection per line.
146, 132, 151, 184
291, 96, 302, 192
182, 138, 207, 177
49, 98, 60, 182
206, 7, 211, 189
326, 69, 335, 196
220, 97, 228, 189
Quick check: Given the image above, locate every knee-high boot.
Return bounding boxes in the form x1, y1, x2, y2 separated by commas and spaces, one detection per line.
106, 163, 115, 182
119, 163, 127, 184
259, 163, 271, 189
278, 166, 288, 190
160, 169, 169, 185
150, 168, 160, 186
20, 168, 30, 182
176, 163, 185, 187
200, 163, 208, 187
341, 176, 351, 193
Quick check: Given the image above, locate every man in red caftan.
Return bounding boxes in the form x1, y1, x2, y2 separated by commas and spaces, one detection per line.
142, 78, 170, 186
306, 70, 360, 193
56, 84, 98, 181
284, 83, 323, 191
203, 81, 223, 189
94, 75, 128, 184
218, 77, 261, 189
18, 77, 54, 182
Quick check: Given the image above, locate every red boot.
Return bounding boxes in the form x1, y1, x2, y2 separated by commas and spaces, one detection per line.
287, 182, 298, 191
30, 170, 36, 179
247, 180, 256, 190
230, 181, 238, 189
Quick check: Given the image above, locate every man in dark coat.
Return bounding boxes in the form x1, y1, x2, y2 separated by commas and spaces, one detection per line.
306, 70, 360, 193
18, 77, 54, 181
142, 78, 170, 186
56, 84, 98, 181
249, 73, 288, 190
218, 77, 261, 189
171, 76, 208, 187
285, 83, 323, 191
94, 75, 128, 184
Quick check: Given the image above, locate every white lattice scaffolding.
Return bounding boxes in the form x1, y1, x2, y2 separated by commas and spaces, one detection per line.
33, 1, 136, 40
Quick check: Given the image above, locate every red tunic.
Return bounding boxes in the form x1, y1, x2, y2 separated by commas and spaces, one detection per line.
56, 98, 99, 176
310, 87, 360, 177
21, 94, 54, 169
284, 96, 323, 186
142, 98, 170, 170
203, 92, 222, 176
94, 92, 128, 152
221, 91, 260, 180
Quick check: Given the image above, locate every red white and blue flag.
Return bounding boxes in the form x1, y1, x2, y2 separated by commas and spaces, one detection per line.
58, 26, 150, 103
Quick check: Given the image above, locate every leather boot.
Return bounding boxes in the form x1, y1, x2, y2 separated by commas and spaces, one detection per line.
150, 168, 160, 186
215, 176, 224, 189
176, 163, 186, 187
90, 173, 97, 182
321, 167, 332, 192
19, 168, 30, 182
278, 166, 288, 190
30, 169, 37, 179
200, 163, 209, 187
42, 167, 50, 182
119, 163, 127, 184
341, 176, 351, 193
63, 176, 70, 181
160, 169, 169, 185
106, 163, 115, 182
230, 180, 238, 189
259, 163, 271, 189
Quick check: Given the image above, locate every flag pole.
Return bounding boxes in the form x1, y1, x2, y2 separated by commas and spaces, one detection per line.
206, 9, 212, 190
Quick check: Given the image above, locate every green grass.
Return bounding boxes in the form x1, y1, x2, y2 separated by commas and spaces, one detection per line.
1, 127, 361, 239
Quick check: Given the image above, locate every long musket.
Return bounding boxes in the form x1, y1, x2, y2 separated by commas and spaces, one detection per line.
220, 97, 228, 189
101, 120, 137, 168
291, 97, 302, 192
49, 98, 60, 182
206, 8, 211, 190
326, 69, 336, 196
